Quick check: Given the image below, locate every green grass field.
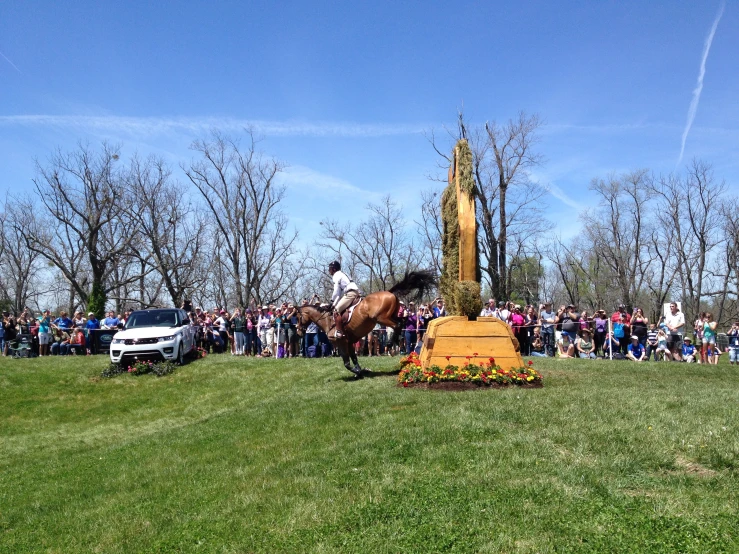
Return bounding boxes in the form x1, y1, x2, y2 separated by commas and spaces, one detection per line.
1, 353, 737, 553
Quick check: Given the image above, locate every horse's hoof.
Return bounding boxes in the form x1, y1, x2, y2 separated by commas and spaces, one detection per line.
348, 367, 363, 378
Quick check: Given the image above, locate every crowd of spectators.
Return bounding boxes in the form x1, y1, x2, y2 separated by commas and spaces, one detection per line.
3, 296, 738, 364
485, 299, 739, 364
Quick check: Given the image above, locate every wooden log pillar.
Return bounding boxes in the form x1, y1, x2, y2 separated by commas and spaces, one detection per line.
452, 145, 476, 282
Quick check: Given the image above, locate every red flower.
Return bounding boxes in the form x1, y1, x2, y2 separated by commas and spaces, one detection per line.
528, 360, 533, 366
489, 357, 496, 364
402, 382, 408, 387
445, 356, 451, 361
473, 352, 478, 356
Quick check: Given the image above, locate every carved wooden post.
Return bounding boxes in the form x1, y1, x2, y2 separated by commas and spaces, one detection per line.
454, 145, 477, 282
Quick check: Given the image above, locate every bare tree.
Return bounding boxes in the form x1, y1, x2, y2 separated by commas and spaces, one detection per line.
320, 195, 422, 293
650, 160, 725, 323
581, 169, 653, 312
432, 111, 546, 300
415, 189, 443, 277
185, 130, 298, 307
25, 143, 138, 316
0, 200, 43, 312
128, 155, 207, 307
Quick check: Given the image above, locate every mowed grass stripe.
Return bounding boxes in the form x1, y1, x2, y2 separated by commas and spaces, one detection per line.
0, 355, 737, 552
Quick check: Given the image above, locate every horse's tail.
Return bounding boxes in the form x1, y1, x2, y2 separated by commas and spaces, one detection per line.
388, 270, 438, 301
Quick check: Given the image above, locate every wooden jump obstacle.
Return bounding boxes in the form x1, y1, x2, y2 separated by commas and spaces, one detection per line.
419, 140, 523, 372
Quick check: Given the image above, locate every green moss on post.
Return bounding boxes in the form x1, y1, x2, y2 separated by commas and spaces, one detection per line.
440, 181, 459, 314
455, 281, 482, 320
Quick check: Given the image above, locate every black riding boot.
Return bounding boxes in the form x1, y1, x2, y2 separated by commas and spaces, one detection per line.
334, 312, 344, 338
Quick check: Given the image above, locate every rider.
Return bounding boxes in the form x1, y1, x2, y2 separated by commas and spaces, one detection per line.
328, 260, 360, 338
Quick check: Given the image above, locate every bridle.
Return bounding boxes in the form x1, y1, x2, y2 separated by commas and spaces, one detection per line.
295, 306, 332, 337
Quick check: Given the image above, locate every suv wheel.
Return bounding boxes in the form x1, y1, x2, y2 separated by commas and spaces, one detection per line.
176, 345, 185, 366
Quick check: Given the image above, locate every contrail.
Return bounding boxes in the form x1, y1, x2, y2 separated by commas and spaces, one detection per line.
678, 1, 725, 165
0, 50, 21, 73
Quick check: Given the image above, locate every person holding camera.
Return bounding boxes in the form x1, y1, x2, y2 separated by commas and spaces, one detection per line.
727, 322, 739, 365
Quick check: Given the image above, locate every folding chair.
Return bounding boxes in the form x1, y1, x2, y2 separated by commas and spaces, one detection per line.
8, 334, 34, 358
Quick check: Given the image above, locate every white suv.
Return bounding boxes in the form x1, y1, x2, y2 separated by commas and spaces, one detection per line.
110, 308, 196, 366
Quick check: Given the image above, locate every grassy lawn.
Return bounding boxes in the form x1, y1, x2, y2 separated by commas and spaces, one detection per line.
1, 353, 737, 553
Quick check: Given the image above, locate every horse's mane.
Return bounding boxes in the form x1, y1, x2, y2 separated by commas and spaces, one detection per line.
299, 304, 331, 314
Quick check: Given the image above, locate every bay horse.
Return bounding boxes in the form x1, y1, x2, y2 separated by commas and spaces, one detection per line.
293, 270, 436, 378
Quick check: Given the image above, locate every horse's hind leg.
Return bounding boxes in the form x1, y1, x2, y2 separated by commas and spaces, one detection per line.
348, 345, 364, 377
340, 342, 362, 378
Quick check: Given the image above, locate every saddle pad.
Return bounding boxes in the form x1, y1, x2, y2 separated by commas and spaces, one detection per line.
345, 298, 363, 325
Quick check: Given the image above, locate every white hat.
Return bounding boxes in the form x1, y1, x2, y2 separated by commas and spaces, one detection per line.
631, 335, 639, 340
88, 312, 94, 316
399, 300, 405, 305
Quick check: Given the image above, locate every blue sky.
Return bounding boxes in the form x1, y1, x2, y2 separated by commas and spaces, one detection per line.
1, 0, 737, 242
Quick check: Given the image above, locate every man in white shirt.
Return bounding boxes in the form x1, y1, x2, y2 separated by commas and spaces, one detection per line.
665, 302, 685, 361
480, 299, 495, 317
328, 260, 359, 338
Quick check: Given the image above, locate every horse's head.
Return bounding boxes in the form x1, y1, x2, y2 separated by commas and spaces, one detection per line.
294, 307, 310, 337
295, 305, 329, 336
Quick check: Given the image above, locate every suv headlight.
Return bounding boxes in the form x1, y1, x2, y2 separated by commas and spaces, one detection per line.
158, 335, 176, 342
111, 338, 124, 344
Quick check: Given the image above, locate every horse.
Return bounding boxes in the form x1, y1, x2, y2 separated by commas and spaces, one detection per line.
293, 270, 437, 378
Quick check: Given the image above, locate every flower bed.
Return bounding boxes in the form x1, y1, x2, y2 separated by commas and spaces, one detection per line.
398, 351, 542, 389
101, 360, 178, 378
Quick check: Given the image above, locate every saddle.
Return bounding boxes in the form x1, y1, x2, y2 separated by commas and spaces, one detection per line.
331, 297, 363, 337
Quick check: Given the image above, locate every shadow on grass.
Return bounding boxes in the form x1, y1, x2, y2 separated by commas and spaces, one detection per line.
338, 367, 401, 382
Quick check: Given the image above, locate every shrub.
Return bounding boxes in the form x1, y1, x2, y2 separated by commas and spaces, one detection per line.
100, 360, 177, 378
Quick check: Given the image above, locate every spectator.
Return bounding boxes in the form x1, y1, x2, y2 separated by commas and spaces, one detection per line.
433, 298, 447, 318
611, 304, 631, 324
287, 305, 299, 358
304, 320, 319, 357
510, 305, 526, 354
539, 302, 556, 357
602, 332, 621, 359
701, 312, 718, 365
258, 306, 272, 356
529, 326, 547, 357
630, 307, 648, 347
231, 309, 246, 355
558, 304, 580, 344
626, 335, 646, 362
682, 337, 696, 363
525, 306, 538, 356
557, 333, 575, 358
0, 310, 8, 354
213, 310, 229, 353
54, 311, 74, 331
593, 310, 608, 356
665, 302, 685, 361
655, 329, 671, 361
576, 328, 596, 359
102, 310, 119, 329
646, 323, 659, 361
73, 311, 86, 328
403, 302, 418, 355
727, 321, 739, 365
38, 309, 53, 357
3, 315, 17, 356
69, 326, 86, 355
493, 301, 510, 323
612, 315, 626, 355
50, 327, 71, 355
480, 298, 495, 317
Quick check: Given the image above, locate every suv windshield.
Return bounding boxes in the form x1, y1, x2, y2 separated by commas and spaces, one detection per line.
125, 310, 179, 329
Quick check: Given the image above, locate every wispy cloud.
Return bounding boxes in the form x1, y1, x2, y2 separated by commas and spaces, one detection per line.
541, 181, 588, 212
0, 114, 424, 138
678, 1, 725, 165
0, 50, 21, 73
280, 165, 379, 197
